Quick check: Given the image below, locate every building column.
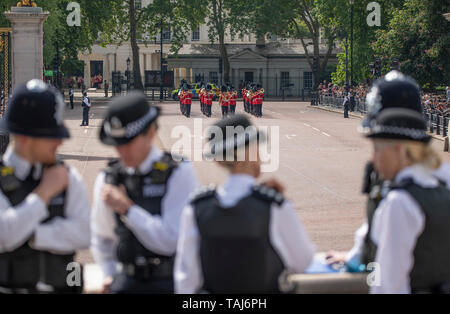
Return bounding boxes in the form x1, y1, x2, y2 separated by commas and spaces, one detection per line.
104, 54, 110, 84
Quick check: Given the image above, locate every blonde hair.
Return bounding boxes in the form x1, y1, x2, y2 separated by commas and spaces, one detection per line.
403, 141, 441, 170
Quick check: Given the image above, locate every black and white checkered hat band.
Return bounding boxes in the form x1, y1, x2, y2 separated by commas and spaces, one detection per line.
125, 107, 158, 138
371, 125, 428, 140
105, 107, 158, 139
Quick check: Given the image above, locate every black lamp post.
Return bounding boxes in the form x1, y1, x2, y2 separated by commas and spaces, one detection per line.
349, 0, 354, 87
345, 34, 349, 89
126, 57, 131, 91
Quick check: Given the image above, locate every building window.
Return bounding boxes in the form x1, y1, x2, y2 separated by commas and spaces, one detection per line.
281, 72, 290, 89
304, 72, 313, 89
209, 72, 218, 84
135, 0, 142, 10
192, 27, 200, 41
162, 26, 171, 42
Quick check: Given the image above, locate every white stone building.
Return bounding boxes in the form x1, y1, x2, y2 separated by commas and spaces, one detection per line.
77, 0, 339, 97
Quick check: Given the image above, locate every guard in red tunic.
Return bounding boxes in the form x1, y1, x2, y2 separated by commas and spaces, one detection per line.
255, 84, 265, 118
219, 85, 229, 119
205, 85, 213, 118
199, 85, 206, 116
184, 85, 193, 118
242, 86, 247, 113
229, 85, 237, 115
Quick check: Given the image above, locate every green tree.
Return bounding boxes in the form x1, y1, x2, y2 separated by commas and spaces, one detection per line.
100, 0, 205, 90
1, 0, 113, 82
182, 0, 253, 84
252, 0, 340, 88
373, 0, 450, 88
316, 0, 405, 87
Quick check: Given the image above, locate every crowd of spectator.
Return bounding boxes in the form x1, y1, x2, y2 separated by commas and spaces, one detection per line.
317, 81, 369, 100
423, 92, 449, 116
318, 81, 449, 117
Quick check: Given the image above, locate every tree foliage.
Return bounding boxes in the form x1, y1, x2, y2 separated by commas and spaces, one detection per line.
373, 0, 450, 88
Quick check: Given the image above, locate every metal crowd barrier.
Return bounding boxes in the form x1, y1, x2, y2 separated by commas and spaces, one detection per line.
424, 111, 449, 137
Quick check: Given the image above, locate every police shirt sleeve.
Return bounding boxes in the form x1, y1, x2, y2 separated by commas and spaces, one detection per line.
174, 205, 203, 294
369, 191, 425, 294
269, 200, 316, 273
345, 222, 369, 265
124, 161, 200, 256
90, 171, 119, 279
0, 193, 48, 252
31, 166, 91, 253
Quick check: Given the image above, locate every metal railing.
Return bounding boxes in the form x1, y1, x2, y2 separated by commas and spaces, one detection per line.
315, 93, 449, 138
315, 94, 367, 114
424, 110, 449, 137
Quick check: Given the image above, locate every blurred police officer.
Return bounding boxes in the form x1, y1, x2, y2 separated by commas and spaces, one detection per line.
327, 71, 450, 293
175, 114, 315, 294
91, 92, 199, 294
0, 79, 91, 294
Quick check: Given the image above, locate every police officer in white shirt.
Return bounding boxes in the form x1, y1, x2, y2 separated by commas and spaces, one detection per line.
0, 79, 91, 294
433, 162, 450, 188
175, 114, 315, 294
80, 91, 91, 126
328, 71, 450, 293
91, 92, 199, 294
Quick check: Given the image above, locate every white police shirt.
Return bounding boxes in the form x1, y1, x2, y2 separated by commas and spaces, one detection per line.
90, 146, 200, 279
346, 164, 446, 294
174, 174, 316, 294
433, 162, 450, 188
83, 97, 91, 108
0, 147, 91, 254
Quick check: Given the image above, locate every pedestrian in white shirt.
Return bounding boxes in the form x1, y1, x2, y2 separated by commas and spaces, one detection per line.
91, 92, 199, 294
0, 79, 90, 294
175, 114, 315, 294
327, 71, 450, 294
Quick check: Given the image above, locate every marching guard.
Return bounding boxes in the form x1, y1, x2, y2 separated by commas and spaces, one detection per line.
219, 86, 229, 119
229, 85, 237, 115
204, 84, 214, 118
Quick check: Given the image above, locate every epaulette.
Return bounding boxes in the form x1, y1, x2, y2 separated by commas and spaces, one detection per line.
0, 162, 20, 193
106, 159, 121, 168
252, 185, 285, 206
389, 178, 414, 191
190, 184, 217, 204
150, 152, 181, 184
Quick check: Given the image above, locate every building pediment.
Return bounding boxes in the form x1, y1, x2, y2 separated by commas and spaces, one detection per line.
230, 49, 267, 61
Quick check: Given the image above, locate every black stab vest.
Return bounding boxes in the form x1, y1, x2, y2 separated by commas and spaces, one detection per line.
193, 185, 286, 294
0, 162, 73, 290
363, 177, 450, 293
104, 152, 179, 264
361, 162, 387, 266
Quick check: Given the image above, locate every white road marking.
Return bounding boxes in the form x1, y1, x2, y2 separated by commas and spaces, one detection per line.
304, 123, 311, 127
312, 127, 320, 132
322, 132, 331, 137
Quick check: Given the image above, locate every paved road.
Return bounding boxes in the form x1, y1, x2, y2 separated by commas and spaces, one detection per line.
59, 98, 450, 268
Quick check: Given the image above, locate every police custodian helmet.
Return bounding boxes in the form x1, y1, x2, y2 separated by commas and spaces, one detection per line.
204, 114, 266, 159
359, 71, 430, 143
99, 91, 160, 146
0, 79, 70, 139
